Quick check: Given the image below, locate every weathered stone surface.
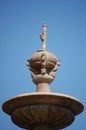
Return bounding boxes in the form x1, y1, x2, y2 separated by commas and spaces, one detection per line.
11, 105, 74, 129
2, 24, 84, 130
2, 92, 84, 130
40, 24, 47, 50
27, 50, 60, 92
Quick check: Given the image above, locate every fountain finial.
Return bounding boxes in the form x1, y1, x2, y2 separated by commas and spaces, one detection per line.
40, 24, 47, 50
2, 24, 84, 130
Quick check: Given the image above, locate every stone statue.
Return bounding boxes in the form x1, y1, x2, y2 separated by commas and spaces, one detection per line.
40, 24, 47, 50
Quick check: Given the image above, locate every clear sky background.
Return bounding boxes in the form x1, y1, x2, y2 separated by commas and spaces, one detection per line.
0, 0, 86, 130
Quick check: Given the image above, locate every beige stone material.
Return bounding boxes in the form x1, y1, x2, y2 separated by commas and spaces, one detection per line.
27, 50, 60, 92
2, 92, 84, 130
2, 24, 84, 130
40, 24, 47, 50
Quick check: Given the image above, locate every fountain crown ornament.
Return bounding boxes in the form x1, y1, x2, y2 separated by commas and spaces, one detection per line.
27, 24, 60, 92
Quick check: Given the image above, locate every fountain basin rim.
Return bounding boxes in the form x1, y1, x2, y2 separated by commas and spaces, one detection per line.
2, 92, 84, 116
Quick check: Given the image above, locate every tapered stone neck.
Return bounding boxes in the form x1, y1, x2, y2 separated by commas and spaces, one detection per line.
36, 83, 50, 92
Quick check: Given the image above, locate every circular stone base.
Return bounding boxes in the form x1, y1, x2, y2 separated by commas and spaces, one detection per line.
2, 92, 84, 130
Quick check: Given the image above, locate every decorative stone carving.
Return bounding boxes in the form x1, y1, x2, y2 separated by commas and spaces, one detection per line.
27, 50, 60, 92
27, 24, 60, 89
2, 24, 84, 130
27, 50, 60, 83
40, 24, 47, 50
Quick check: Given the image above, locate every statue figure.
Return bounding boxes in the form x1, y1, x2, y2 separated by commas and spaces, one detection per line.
40, 24, 47, 50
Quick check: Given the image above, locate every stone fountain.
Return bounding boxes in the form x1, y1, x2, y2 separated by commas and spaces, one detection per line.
2, 24, 84, 130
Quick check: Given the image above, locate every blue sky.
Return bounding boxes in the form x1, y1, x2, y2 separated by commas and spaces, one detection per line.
0, 0, 86, 129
